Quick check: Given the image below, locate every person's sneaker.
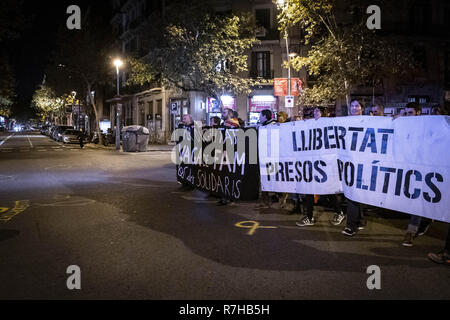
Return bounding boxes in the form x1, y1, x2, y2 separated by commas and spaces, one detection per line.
358, 219, 367, 230
330, 212, 345, 226
428, 250, 450, 265
417, 220, 433, 237
296, 216, 315, 227
402, 232, 414, 247
342, 227, 356, 236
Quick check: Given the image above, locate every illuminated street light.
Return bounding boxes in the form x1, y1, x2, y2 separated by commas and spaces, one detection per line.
113, 58, 124, 150
278, 0, 293, 117
113, 58, 124, 96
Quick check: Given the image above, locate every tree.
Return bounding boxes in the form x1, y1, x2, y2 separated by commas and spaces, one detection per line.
31, 85, 64, 120
277, 0, 414, 111
0, 1, 24, 119
0, 54, 15, 118
127, 1, 264, 103
46, 8, 114, 143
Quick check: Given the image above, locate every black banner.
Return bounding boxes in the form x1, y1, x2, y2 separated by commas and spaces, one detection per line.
176, 127, 259, 201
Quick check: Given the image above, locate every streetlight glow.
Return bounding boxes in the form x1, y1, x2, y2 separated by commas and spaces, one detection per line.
113, 58, 124, 96
113, 59, 123, 69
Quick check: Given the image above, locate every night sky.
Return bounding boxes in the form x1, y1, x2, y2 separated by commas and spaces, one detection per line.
6, 1, 110, 119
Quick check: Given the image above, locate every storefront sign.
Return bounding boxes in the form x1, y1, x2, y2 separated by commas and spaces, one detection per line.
249, 95, 279, 112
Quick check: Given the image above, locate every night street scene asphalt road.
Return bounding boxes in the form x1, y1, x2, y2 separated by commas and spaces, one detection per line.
0, 131, 449, 300
1, 0, 450, 305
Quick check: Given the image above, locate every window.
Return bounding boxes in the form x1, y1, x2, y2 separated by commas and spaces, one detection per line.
251, 51, 271, 79
255, 8, 271, 30
156, 99, 162, 129
408, 96, 430, 104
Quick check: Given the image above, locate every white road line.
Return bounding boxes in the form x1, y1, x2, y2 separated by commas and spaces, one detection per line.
26, 135, 34, 148
0, 134, 14, 147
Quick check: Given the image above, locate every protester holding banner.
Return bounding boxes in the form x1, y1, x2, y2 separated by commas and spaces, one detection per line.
233, 111, 245, 128
256, 109, 278, 209
372, 104, 385, 116
217, 108, 241, 206
277, 112, 291, 209
178, 114, 194, 128
400, 102, 433, 246
221, 108, 240, 129
210, 116, 221, 128
342, 100, 367, 236
296, 107, 345, 227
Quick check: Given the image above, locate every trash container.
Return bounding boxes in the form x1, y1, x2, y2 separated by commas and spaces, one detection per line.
121, 125, 149, 152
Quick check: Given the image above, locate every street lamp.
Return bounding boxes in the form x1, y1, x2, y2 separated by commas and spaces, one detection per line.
277, 0, 293, 117
114, 59, 123, 96
71, 91, 77, 130
113, 58, 123, 150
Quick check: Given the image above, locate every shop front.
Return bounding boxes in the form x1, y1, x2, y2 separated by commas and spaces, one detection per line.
248, 95, 279, 125
206, 95, 236, 125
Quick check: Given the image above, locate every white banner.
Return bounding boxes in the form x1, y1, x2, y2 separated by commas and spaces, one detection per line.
259, 116, 450, 223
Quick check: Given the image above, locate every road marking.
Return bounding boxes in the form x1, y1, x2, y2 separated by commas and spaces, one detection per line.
26, 135, 34, 148
0, 200, 30, 223
0, 134, 14, 147
235, 221, 277, 236
0, 207, 8, 214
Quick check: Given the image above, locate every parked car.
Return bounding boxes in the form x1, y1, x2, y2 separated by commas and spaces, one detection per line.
48, 125, 56, 137
53, 126, 74, 141
40, 125, 50, 135
62, 129, 86, 144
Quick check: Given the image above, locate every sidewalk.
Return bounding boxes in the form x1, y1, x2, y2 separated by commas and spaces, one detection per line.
83, 143, 174, 152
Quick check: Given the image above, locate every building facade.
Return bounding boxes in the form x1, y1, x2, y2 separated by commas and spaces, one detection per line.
109, 0, 450, 143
